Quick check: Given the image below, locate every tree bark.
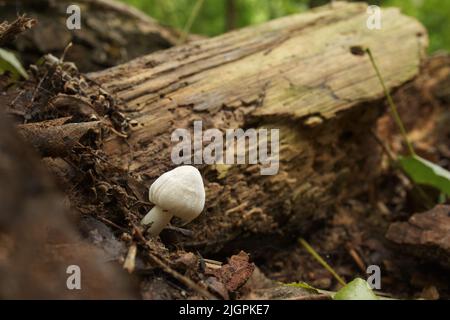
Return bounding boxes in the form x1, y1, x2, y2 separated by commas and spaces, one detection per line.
386, 205, 450, 270
85, 2, 427, 252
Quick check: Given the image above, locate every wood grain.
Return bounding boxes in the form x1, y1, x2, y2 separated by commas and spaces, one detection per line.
88, 2, 428, 252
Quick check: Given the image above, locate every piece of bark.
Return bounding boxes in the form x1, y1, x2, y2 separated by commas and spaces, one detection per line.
86, 2, 427, 252
386, 205, 450, 269
0, 0, 198, 72
209, 251, 255, 292
0, 111, 137, 299
17, 119, 100, 157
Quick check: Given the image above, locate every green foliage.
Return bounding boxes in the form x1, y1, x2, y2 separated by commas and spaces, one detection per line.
123, 0, 309, 36
333, 278, 379, 300
120, 0, 449, 52
382, 0, 450, 52
398, 155, 450, 197
0, 48, 28, 79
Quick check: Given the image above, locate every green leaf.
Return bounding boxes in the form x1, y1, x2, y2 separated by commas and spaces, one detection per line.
0, 48, 28, 79
333, 278, 378, 300
398, 155, 450, 196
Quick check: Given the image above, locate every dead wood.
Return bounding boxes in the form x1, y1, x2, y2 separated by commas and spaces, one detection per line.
0, 0, 198, 72
386, 205, 450, 269
86, 2, 427, 252
17, 119, 100, 157
208, 251, 255, 292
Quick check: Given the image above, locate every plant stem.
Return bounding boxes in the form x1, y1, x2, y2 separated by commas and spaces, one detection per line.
366, 48, 416, 157
299, 238, 347, 287
179, 0, 205, 44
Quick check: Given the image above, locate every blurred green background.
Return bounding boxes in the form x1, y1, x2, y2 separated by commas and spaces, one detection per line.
120, 0, 449, 52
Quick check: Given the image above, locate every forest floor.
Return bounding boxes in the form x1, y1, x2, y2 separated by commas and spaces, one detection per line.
1, 12, 450, 300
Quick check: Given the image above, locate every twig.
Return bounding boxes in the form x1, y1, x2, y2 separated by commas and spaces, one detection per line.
132, 224, 217, 300
96, 216, 128, 233
299, 238, 346, 287
109, 126, 128, 138
28, 69, 49, 110
370, 129, 396, 163
164, 225, 195, 237
148, 252, 217, 300
346, 244, 366, 273
123, 243, 137, 273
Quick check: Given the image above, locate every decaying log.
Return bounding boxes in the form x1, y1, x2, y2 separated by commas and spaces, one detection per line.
386, 205, 450, 270
85, 2, 427, 253
0, 0, 198, 72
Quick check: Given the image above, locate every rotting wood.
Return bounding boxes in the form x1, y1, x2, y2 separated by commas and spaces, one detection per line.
85, 2, 427, 253
17, 120, 100, 157
386, 205, 450, 269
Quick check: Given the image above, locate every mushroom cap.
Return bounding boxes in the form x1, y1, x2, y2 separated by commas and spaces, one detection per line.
148, 165, 205, 222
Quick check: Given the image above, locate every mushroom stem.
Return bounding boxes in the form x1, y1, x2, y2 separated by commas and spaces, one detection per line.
141, 206, 173, 236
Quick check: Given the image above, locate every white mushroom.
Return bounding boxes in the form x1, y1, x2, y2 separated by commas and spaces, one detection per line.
141, 165, 205, 236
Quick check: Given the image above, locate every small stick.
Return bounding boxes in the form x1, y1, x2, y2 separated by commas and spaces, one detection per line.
346, 244, 366, 273
370, 129, 396, 163
148, 252, 217, 300
123, 243, 137, 273
132, 224, 217, 300
225, 201, 249, 215
96, 216, 128, 233
203, 258, 222, 266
